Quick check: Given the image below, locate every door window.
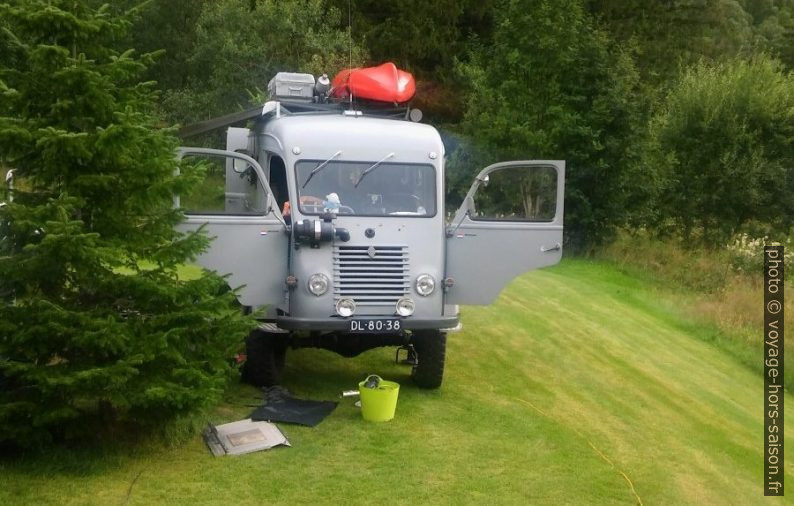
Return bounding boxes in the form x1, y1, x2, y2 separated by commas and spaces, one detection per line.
471, 165, 558, 222
180, 153, 268, 215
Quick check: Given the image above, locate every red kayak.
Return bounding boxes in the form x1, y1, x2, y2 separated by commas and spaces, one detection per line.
330, 62, 416, 103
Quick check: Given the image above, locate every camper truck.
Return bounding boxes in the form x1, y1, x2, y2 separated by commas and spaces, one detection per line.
177, 65, 565, 388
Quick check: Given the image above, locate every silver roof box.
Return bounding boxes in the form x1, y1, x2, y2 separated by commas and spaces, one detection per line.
267, 72, 315, 102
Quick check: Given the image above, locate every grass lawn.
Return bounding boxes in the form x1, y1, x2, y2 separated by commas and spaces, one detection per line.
1, 259, 791, 504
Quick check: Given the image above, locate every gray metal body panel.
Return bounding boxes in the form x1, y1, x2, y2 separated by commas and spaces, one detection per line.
287, 218, 445, 319
258, 114, 447, 321
257, 114, 444, 163
445, 161, 565, 305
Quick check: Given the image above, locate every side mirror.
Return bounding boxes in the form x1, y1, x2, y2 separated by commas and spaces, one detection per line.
234, 159, 258, 186
233, 158, 251, 174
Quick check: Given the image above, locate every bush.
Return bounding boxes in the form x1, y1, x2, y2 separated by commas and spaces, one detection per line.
597, 230, 734, 293
726, 233, 793, 279
0, 1, 254, 447
642, 56, 794, 245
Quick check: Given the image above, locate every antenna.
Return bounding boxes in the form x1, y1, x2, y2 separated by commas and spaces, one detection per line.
348, 0, 353, 109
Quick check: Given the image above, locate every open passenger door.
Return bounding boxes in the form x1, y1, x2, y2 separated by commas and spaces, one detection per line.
175, 148, 288, 309
445, 161, 564, 305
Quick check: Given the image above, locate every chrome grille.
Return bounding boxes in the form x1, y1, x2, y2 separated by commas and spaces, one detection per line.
333, 245, 409, 305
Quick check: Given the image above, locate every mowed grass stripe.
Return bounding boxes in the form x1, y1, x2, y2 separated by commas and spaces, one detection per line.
0, 259, 790, 505
482, 261, 792, 504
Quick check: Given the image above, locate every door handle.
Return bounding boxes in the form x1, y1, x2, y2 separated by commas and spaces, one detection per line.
540, 243, 561, 253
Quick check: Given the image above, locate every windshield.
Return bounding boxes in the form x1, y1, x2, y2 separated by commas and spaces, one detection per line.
295, 160, 436, 217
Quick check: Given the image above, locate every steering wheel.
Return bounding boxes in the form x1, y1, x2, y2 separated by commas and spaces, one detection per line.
384, 193, 424, 213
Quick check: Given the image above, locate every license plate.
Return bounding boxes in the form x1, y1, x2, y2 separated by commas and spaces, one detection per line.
349, 319, 402, 333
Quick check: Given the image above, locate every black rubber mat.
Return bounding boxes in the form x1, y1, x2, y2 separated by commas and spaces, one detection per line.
249, 386, 337, 427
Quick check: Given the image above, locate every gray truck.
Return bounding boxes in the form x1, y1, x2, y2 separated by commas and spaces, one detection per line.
176, 73, 564, 388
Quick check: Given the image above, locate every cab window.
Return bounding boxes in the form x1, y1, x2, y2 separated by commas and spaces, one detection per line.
295, 160, 436, 217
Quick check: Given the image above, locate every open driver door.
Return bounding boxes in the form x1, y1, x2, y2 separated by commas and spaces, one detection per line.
175, 148, 288, 310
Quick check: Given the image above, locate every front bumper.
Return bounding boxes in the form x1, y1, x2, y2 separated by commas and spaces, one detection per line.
274, 315, 460, 332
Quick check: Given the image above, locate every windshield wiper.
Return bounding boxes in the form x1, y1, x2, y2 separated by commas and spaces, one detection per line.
302, 150, 342, 188
353, 152, 395, 188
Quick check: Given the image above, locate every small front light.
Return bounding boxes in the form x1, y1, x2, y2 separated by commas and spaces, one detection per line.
336, 298, 356, 317
415, 274, 436, 296
396, 297, 415, 317
308, 273, 329, 296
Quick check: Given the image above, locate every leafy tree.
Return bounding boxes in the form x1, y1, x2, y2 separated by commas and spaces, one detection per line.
587, 0, 794, 82
330, 0, 494, 74
754, 0, 794, 69
455, 0, 642, 251
0, 0, 253, 447
641, 55, 794, 244
160, 0, 366, 125
114, 0, 209, 92
325, 0, 497, 122
588, 1, 755, 83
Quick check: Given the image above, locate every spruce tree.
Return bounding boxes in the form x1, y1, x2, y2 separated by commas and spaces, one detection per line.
0, 1, 254, 446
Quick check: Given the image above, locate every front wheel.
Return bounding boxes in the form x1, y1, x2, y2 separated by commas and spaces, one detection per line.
241, 329, 287, 387
411, 330, 446, 389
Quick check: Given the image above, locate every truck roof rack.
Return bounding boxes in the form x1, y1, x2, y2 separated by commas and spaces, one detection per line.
178, 99, 411, 139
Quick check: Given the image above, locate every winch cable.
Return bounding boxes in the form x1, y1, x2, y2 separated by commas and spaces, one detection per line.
514, 397, 644, 506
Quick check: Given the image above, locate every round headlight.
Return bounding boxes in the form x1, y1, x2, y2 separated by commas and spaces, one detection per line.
308, 273, 329, 296
415, 274, 436, 296
396, 297, 415, 317
335, 298, 356, 317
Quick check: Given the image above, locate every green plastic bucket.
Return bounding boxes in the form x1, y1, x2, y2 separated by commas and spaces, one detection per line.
358, 376, 400, 422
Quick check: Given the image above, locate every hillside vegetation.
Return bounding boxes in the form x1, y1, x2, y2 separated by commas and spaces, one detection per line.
600, 232, 794, 390
1, 260, 788, 505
